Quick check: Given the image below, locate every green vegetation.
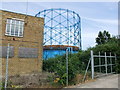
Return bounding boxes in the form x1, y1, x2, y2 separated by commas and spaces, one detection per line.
43, 31, 120, 86
43, 53, 83, 86
96, 30, 111, 45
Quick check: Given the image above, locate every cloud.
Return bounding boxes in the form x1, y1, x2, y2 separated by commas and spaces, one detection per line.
82, 32, 97, 38
82, 36, 96, 50
82, 17, 118, 26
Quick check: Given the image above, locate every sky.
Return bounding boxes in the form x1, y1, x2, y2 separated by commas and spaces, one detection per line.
0, 2, 118, 50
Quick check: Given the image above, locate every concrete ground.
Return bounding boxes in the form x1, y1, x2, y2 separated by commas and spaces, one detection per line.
70, 74, 119, 88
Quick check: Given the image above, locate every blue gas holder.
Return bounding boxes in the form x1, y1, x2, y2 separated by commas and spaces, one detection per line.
35, 8, 81, 60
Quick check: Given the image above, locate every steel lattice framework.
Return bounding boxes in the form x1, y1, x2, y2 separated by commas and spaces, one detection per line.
35, 8, 81, 49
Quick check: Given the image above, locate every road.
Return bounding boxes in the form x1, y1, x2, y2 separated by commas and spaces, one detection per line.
69, 74, 119, 88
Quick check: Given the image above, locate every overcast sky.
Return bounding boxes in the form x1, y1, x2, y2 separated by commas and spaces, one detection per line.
1, 2, 118, 50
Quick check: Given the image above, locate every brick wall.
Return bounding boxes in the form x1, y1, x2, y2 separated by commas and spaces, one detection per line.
0, 10, 44, 76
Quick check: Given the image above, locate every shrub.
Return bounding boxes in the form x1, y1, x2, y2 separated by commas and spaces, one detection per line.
43, 53, 85, 86
43, 37, 120, 86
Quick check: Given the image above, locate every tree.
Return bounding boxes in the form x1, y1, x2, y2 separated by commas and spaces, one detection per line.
96, 30, 111, 45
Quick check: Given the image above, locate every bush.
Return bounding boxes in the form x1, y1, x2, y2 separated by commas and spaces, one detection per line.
43, 37, 120, 86
43, 53, 85, 86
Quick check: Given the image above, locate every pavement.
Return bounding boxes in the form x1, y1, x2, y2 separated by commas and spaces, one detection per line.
69, 74, 119, 88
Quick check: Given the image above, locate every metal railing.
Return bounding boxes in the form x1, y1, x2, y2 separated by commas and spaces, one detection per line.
91, 50, 117, 79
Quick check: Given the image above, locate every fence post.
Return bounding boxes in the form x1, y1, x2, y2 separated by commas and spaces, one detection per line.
99, 51, 101, 73
0, 47, 2, 89
83, 58, 91, 82
105, 52, 107, 75
66, 48, 68, 86
91, 50, 94, 79
114, 53, 117, 65
114, 53, 117, 73
110, 52, 112, 73
4, 43, 10, 89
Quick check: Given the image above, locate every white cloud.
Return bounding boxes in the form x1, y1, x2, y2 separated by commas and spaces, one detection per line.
82, 32, 97, 38
82, 17, 118, 26
82, 36, 96, 50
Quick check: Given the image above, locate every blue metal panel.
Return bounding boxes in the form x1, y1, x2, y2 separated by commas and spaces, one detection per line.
43, 49, 78, 60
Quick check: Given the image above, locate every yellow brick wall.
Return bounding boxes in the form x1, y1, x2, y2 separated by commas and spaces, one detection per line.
0, 10, 44, 76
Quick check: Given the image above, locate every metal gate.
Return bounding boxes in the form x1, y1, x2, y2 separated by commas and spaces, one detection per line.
91, 50, 117, 79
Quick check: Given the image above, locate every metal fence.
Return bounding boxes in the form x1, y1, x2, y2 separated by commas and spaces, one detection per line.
65, 47, 73, 86
90, 50, 117, 79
